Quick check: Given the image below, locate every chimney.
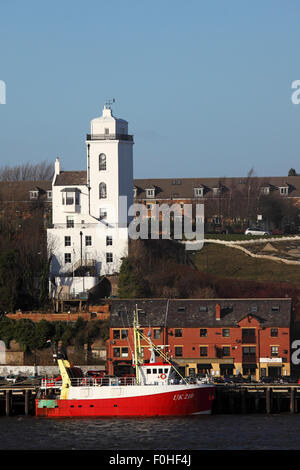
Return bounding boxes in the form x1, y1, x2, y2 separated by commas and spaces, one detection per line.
216, 303, 221, 321
54, 157, 61, 176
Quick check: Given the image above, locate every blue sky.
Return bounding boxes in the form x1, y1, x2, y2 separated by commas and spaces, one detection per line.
0, 0, 300, 178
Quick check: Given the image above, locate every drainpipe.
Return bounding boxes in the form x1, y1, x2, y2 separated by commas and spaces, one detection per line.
80, 231, 83, 266
87, 143, 91, 215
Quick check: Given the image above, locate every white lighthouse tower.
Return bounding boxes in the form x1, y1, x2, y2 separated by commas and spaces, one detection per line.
47, 103, 134, 299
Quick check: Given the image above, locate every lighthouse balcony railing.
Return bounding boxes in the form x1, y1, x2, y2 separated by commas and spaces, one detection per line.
86, 133, 133, 142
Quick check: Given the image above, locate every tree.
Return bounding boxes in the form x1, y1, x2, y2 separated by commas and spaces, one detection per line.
288, 168, 298, 176
118, 258, 150, 298
0, 161, 53, 181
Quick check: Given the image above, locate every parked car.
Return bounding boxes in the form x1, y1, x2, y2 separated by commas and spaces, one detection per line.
5, 374, 17, 383
245, 227, 270, 236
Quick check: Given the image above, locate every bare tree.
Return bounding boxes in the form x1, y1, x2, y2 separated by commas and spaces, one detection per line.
0, 161, 53, 181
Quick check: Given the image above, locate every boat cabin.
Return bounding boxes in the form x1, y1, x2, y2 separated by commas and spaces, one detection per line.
138, 362, 175, 385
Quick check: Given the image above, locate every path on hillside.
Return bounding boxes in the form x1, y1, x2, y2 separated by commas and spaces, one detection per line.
203, 236, 300, 266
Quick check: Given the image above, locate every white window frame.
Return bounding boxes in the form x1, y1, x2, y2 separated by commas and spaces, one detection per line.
194, 187, 203, 197
146, 188, 155, 198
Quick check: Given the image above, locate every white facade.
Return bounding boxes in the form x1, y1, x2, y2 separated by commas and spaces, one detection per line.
48, 105, 134, 298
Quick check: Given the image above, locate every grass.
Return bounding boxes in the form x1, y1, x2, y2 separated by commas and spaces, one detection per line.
191, 243, 300, 284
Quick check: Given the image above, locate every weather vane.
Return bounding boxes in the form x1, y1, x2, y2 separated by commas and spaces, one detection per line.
106, 98, 115, 109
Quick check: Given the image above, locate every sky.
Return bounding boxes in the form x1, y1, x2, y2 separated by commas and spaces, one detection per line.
0, 0, 300, 179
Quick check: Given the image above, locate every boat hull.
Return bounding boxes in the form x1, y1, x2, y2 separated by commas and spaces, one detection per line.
36, 384, 215, 417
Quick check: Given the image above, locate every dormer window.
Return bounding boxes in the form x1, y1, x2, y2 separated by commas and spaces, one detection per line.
213, 187, 221, 196
133, 187, 137, 198
30, 190, 39, 199
194, 187, 204, 197
260, 186, 270, 195
146, 188, 155, 198
279, 186, 288, 196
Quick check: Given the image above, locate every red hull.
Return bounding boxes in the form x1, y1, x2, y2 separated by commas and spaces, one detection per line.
36, 386, 214, 417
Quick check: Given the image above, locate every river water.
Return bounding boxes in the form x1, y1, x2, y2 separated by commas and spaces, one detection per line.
1, 413, 300, 451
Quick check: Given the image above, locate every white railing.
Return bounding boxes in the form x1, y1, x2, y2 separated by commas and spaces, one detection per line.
40, 377, 137, 388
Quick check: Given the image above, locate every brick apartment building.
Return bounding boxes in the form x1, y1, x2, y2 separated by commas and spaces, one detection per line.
1, 174, 300, 234
107, 298, 292, 381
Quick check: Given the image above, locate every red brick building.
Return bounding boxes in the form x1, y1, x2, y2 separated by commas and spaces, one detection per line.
107, 298, 291, 380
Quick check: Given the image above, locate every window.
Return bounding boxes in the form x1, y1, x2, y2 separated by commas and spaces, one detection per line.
104, 128, 109, 135
99, 182, 107, 199
85, 236, 92, 246
121, 329, 128, 339
62, 191, 77, 205
175, 347, 183, 357
153, 329, 161, 339
222, 329, 230, 337
146, 188, 155, 198
271, 328, 278, 337
242, 328, 256, 343
200, 329, 207, 337
200, 346, 208, 357
66, 216, 74, 228
106, 252, 113, 263
47, 191, 52, 200
194, 187, 203, 197
113, 330, 120, 340
64, 253, 71, 264
272, 305, 280, 312
222, 346, 231, 357
121, 347, 128, 358
113, 348, 120, 357
212, 216, 221, 224
64, 236, 71, 247
174, 329, 182, 337
106, 236, 112, 246
199, 306, 208, 312
177, 307, 186, 312
133, 187, 137, 198
30, 190, 39, 199
260, 186, 270, 195
271, 346, 279, 357
279, 187, 288, 195
250, 304, 258, 313
99, 153, 106, 171
100, 208, 107, 220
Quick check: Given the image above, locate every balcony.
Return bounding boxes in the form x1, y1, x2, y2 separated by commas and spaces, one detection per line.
86, 133, 133, 142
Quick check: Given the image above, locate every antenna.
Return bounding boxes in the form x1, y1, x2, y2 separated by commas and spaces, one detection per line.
105, 98, 115, 109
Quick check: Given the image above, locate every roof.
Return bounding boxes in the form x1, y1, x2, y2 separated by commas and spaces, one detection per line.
0, 180, 52, 202
133, 176, 300, 200
110, 298, 292, 328
2, 174, 300, 202
54, 171, 87, 186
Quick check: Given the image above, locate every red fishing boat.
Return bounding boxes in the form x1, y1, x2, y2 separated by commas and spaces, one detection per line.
36, 307, 215, 417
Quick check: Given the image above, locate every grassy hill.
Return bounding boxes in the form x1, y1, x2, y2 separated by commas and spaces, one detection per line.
191, 242, 300, 284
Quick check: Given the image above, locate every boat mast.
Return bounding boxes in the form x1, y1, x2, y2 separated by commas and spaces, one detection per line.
133, 304, 142, 385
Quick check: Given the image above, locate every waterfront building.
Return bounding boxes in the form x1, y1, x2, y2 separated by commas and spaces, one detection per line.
47, 104, 134, 299
107, 298, 291, 381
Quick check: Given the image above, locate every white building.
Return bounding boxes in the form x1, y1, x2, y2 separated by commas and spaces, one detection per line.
48, 104, 134, 299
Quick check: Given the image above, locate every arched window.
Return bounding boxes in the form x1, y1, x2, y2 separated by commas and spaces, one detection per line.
99, 182, 107, 199
99, 153, 106, 171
